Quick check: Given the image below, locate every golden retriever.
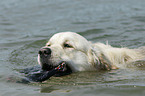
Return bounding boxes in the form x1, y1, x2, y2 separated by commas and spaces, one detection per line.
38, 32, 145, 74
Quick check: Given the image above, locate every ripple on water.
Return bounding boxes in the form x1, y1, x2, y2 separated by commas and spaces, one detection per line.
9, 39, 47, 69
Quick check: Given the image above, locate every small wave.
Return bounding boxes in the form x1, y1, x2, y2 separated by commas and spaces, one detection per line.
9, 39, 47, 69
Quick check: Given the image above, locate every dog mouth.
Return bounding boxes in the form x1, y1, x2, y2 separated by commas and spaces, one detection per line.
41, 61, 72, 76
38, 48, 72, 76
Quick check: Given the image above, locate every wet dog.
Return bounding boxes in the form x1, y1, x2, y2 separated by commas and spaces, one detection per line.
38, 32, 145, 75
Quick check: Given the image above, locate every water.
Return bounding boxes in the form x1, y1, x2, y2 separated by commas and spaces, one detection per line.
1, 0, 145, 95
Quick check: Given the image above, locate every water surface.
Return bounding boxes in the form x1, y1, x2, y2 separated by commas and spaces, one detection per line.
1, 0, 145, 96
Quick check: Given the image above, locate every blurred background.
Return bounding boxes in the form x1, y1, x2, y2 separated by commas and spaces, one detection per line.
1, 0, 145, 96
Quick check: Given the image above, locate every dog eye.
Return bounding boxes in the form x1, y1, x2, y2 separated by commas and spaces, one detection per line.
47, 44, 51, 46
64, 43, 73, 48
46, 43, 51, 46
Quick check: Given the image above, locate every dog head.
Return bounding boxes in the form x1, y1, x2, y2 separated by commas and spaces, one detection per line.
38, 32, 99, 74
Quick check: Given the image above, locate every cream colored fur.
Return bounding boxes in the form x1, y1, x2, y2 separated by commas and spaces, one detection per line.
92, 43, 144, 70
38, 32, 145, 72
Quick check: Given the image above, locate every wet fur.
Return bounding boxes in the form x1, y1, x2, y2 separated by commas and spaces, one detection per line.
38, 32, 145, 72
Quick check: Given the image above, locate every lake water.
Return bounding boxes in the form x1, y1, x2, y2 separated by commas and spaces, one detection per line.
1, 0, 145, 96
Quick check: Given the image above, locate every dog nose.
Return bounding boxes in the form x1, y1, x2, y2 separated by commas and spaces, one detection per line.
39, 48, 51, 55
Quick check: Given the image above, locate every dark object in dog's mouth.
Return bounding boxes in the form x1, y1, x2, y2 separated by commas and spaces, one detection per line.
42, 61, 72, 75
25, 61, 72, 82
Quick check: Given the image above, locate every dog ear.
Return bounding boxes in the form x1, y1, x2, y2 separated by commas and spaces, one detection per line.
87, 48, 100, 68
87, 48, 116, 70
